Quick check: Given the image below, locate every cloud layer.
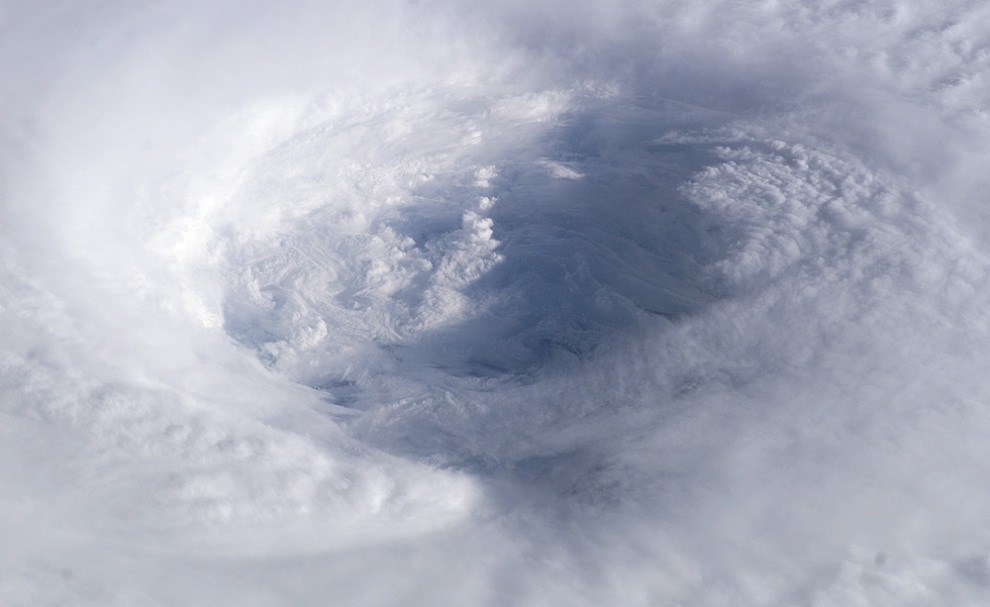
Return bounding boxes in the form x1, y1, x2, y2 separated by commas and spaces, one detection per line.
4, 0, 990, 605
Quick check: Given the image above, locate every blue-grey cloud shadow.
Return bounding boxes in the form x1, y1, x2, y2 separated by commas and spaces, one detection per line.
387, 99, 737, 382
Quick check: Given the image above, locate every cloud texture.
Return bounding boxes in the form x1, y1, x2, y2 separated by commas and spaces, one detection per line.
4, 0, 990, 604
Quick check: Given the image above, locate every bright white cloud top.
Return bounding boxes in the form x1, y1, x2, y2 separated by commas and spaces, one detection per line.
4, 1, 990, 605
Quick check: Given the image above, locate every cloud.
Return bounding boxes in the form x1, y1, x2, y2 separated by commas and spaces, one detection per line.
5, 0, 990, 605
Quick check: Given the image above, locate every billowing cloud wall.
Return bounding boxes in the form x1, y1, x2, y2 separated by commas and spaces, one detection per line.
4, 1, 990, 605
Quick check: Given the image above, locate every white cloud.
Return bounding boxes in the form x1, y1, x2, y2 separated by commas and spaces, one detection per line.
5, 0, 990, 605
